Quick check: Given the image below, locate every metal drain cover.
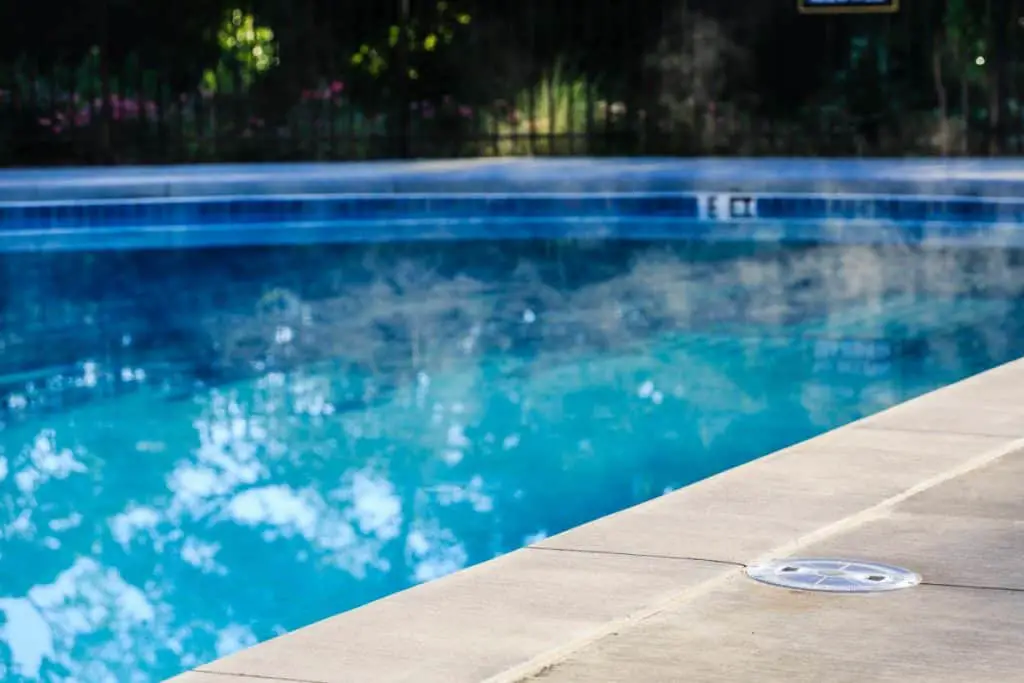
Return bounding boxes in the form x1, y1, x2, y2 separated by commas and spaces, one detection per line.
746, 558, 921, 593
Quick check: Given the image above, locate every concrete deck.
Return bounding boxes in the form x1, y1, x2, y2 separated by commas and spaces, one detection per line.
168, 356, 1024, 683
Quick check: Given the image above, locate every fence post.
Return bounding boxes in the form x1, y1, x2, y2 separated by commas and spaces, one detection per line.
990, 0, 1009, 155
395, 0, 411, 158
96, 0, 113, 163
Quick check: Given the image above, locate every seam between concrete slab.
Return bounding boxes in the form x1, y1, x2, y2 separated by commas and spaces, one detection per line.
482, 434, 1024, 683
190, 671, 322, 683
191, 669, 323, 683
920, 582, 1024, 594
525, 545, 747, 568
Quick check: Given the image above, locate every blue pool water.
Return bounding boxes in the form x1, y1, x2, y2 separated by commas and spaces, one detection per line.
2, 238, 1024, 681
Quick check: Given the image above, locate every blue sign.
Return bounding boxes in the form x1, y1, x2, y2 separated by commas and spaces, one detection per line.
798, 0, 899, 13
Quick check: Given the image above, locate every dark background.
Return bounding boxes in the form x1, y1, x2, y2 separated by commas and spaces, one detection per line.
0, 0, 1019, 164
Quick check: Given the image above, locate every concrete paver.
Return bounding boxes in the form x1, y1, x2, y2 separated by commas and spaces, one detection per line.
898, 446, 1024, 520
527, 448, 1024, 682
805, 512, 1024, 590
529, 575, 1024, 683
196, 548, 727, 683
857, 360, 1024, 437
804, 450, 1024, 590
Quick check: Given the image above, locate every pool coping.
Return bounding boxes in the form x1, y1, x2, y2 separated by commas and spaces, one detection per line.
167, 354, 1024, 683
7, 158, 1024, 252
6, 158, 1024, 199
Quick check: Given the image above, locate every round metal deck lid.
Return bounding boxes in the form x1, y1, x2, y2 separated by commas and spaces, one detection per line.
745, 558, 921, 593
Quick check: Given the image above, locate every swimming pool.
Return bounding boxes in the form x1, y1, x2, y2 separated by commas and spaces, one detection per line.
2, 235, 1024, 681
3, 160, 1024, 682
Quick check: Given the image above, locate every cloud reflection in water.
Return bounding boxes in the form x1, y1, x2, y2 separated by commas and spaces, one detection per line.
1, 240, 1023, 681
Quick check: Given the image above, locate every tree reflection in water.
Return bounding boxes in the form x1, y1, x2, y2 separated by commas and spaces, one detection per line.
1, 240, 1024, 681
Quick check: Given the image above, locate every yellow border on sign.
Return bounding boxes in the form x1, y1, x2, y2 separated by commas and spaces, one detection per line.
798, 0, 899, 14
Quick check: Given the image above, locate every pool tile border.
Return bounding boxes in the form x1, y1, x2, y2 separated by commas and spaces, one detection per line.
8, 159, 1024, 251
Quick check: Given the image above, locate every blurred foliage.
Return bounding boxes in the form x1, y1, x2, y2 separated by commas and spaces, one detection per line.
0, 0, 1018, 164
350, 1, 471, 80
202, 9, 278, 94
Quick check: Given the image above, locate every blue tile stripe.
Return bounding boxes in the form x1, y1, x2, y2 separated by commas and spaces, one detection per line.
2, 157, 1024, 251
0, 194, 703, 229
0, 194, 700, 230
756, 195, 1024, 223
2, 192, 1024, 230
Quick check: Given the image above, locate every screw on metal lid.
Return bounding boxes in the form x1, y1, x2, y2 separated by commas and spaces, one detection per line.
745, 558, 921, 593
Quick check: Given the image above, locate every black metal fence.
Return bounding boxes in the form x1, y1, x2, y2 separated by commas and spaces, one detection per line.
1, 0, 1021, 166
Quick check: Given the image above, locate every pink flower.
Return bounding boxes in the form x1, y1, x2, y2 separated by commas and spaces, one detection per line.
330, 80, 344, 94
75, 110, 91, 126
301, 90, 313, 101
458, 105, 473, 118
38, 117, 52, 126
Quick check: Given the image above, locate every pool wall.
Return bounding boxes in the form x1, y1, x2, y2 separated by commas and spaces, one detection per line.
4, 158, 1024, 252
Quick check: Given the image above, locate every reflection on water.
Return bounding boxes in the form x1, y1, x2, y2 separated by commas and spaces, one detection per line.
1, 239, 1023, 681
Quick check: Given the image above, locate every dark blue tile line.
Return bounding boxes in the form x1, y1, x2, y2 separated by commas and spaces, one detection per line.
2, 193, 1024, 233
756, 195, 1024, 223
0, 195, 701, 230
